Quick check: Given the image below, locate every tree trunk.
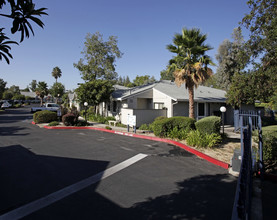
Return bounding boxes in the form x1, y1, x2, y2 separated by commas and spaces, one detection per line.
40, 96, 43, 107
188, 86, 195, 118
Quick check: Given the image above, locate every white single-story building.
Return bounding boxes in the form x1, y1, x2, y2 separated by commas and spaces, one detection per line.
97, 80, 254, 127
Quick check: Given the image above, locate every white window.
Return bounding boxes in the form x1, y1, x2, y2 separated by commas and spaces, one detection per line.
154, 103, 164, 109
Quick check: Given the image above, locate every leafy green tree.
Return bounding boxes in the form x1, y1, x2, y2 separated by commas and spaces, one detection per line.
2, 90, 13, 100
160, 67, 175, 81
35, 81, 48, 106
12, 93, 25, 100
226, 72, 255, 108
241, 0, 276, 64
8, 85, 20, 95
75, 80, 114, 114
51, 66, 62, 83
74, 32, 123, 82
0, 0, 48, 64
124, 76, 132, 87
215, 28, 247, 90
240, 0, 277, 102
133, 75, 156, 86
0, 78, 7, 99
21, 87, 30, 92
29, 80, 37, 92
49, 82, 65, 103
167, 28, 214, 118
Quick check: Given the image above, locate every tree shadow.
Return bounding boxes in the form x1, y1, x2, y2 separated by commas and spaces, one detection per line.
0, 145, 109, 215
0, 126, 29, 136
130, 173, 237, 220
0, 145, 237, 220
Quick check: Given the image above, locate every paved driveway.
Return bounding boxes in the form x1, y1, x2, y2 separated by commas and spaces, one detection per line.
0, 107, 237, 220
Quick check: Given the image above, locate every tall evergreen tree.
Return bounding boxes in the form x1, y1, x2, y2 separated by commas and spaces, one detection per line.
215, 28, 247, 90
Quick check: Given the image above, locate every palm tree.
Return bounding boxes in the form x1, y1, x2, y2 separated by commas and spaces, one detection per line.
167, 28, 214, 118
35, 81, 48, 106
51, 66, 62, 83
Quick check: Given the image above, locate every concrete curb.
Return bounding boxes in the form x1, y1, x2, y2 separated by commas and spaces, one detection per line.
33, 122, 230, 169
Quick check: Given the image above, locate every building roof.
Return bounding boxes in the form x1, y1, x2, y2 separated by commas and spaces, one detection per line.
112, 83, 156, 100
20, 91, 37, 98
155, 80, 226, 102
113, 80, 226, 103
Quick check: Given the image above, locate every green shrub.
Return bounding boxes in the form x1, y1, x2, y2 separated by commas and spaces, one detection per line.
76, 121, 90, 126
139, 124, 150, 130
262, 133, 277, 170
15, 103, 21, 108
195, 116, 221, 135
186, 130, 221, 148
62, 113, 78, 126
48, 121, 60, 126
115, 123, 127, 128
151, 116, 195, 137
154, 116, 167, 121
168, 126, 190, 140
33, 110, 57, 123
105, 126, 112, 130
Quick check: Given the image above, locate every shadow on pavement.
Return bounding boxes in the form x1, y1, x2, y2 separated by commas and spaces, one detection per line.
0, 145, 109, 216
0, 145, 237, 220
0, 126, 29, 136
130, 173, 237, 220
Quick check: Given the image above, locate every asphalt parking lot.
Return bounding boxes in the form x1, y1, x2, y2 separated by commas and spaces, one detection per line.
0, 107, 237, 220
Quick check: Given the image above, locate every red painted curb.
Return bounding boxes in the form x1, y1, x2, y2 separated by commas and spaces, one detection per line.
39, 123, 230, 169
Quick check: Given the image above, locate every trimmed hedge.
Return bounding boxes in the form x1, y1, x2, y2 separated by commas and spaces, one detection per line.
195, 116, 221, 135
33, 110, 57, 123
62, 113, 78, 126
262, 133, 277, 171
151, 116, 195, 138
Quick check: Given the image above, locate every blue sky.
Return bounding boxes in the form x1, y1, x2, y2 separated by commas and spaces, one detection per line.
1, 0, 251, 90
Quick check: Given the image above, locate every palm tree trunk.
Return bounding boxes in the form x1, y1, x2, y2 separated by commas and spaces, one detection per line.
188, 86, 195, 118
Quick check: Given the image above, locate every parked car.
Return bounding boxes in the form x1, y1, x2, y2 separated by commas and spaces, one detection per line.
31, 103, 60, 113
1, 101, 12, 109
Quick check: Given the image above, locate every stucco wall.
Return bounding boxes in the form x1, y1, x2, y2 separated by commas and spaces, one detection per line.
121, 108, 167, 127
153, 89, 172, 117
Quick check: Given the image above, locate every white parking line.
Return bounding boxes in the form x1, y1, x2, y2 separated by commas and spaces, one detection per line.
0, 153, 148, 220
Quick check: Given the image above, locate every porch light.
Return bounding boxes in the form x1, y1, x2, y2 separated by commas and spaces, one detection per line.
220, 106, 226, 136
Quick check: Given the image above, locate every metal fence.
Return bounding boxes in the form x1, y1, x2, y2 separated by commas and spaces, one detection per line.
234, 110, 260, 132
232, 119, 253, 220
231, 113, 264, 219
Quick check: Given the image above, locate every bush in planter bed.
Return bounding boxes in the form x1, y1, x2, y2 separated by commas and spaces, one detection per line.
33, 110, 57, 123
195, 116, 221, 135
62, 113, 78, 126
151, 116, 195, 138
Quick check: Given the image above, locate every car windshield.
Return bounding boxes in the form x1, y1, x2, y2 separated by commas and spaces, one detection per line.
49, 104, 59, 107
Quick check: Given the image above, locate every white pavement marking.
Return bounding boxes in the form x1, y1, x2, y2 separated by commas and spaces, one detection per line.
0, 153, 148, 220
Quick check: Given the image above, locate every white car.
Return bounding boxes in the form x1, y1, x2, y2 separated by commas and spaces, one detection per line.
31, 103, 60, 113
1, 101, 12, 109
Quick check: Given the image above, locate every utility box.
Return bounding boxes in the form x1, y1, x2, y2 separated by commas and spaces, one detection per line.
231, 148, 242, 172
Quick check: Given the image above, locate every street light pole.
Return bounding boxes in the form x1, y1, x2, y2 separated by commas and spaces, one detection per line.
220, 106, 226, 136
84, 102, 88, 122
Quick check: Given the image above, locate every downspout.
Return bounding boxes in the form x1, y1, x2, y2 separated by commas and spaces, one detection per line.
172, 100, 178, 117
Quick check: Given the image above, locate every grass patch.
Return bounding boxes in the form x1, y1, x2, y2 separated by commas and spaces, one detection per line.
262, 125, 277, 136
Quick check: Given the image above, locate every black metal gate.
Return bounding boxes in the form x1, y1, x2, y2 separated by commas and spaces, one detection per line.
231, 112, 264, 219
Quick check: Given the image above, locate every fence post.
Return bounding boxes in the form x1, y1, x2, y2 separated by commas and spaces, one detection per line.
240, 115, 244, 158
258, 111, 264, 176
